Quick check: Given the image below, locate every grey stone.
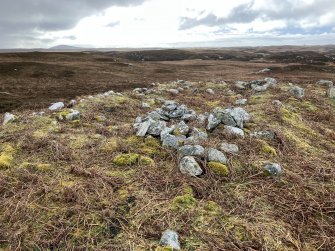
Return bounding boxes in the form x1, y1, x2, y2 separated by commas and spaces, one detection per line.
251, 130, 275, 139
207, 148, 227, 164
147, 120, 167, 136
168, 89, 179, 95
141, 102, 150, 108
48, 102, 64, 111
317, 80, 333, 87
160, 126, 175, 140
290, 85, 304, 99
163, 101, 178, 111
272, 100, 283, 106
32, 111, 45, 116
179, 156, 203, 176
136, 120, 152, 137
227, 107, 251, 128
159, 229, 181, 250
235, 99, 247, 105
197, 113, 208, 126
67, 99, 77, 108
181, 110, 197, 121
65, 109, 80, 121
206, 88, 215, 95
184, 128, 208, 145
220, 143, 239, 154
178, 145, 205, 157
327, 87, 335, 98
265, 77, 277, 86
162, 134, 186, 149
175, 121, 189, 135
235, 81, 249, 89
3, 112, 16, 125
207, 113, 221, 131
224, 125, 245, 137
264, 163, 282, 176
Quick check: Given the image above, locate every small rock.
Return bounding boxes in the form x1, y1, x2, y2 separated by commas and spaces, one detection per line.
141, 102, 150, 108
3, 112, 16, 125
235, 81, 249, 89
220, 142, 239, 154
264, 163, 282, 176
206, 88, 215, 95
162, 134, 186, 149
289, 85, 304, 99
136, 120, 152, 137
327, 87, 335, 98
179, 156, 203, 176
207, 148, 227, 164
168, 89, 179, 95
272, 100, 282, 106
174, 121, 189, 135
178, 145, 205, 158
265, 77, 277, 86
224, 126, 245, 137
317, 80, 333, 87
207, 114, 221, 131
48, 102, 64, 111
250, 130, 275, 139
258, 68, 271, 73
65, 109, 80, 121
235, 99, 247, 105
159, 229, 181, 250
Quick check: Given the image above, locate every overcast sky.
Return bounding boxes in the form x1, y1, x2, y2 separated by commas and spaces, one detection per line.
0, 0, 335, 48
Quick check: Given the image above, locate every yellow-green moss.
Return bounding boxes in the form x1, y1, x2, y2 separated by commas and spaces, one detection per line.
139, 156, 155, 166
205, 201, 222, 215
172, 193, 197, 210
112, 153, 140, 166
101, 137, 119, 152
208, 162, 229, 176
206, 100, 221, 108
261, 143, 277, 156
35, 164, 53, 172
0, 145, 16, 169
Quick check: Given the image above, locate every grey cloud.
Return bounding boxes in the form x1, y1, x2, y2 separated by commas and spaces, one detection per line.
179, 0, 335, 31
106, 21, 121, 28
0, 0, 147, 48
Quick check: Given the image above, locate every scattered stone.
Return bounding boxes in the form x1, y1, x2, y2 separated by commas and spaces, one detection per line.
251, 130, 275, 139
168, 89, 179, 95
224, 126, 245, 137
220, 142, 239, 154
174, 121, 189, 135
235, 99, 247, 105
272, 100, 282, 106
48, 102, 64, 111
178, 145, 205, 158
289, 85, 304, 99
206, 88, 215, 95
265, 77, 277, 86
65, 109, 80, 121
3, 112, 16, 125
67, 99, 77, 108
159, 229, 181, 250
179, 156, 203, 176
207, 148, 227, 164
327, 87, 335, 98
258, 68, 271, 73
317, 80, 333, 87
235, 81, 249, 89
264, 163, 282, 176
141, 102, 150, 108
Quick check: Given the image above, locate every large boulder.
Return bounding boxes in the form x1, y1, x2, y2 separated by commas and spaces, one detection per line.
179, 156, 203, 176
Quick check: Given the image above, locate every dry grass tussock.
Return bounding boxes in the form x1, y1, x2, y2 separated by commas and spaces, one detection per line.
0, 80, 335, 250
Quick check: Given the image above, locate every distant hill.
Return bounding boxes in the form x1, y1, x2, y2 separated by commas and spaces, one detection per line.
49, 45, 82, 50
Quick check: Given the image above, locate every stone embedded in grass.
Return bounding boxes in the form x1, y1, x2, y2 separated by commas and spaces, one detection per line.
264, 163, 282, 176
207, 148, 227, 164
227, 107, 251, 128
206, 88, 215, 95
289, 85, 304, 99
197, 113, 208, 126
3, 112, 16, 125
159, 229, 181, 250
65, 109, 80, 121
250, 130, 275, 140
272, 100, 283, 106
48, 102, 64, 111
179, 156, 203, 176
224, 125, 245, 137
208, 162, 229, 176
235, 80, 249, 89
317, 80, 333, 87
141, 102, 150, 108
235, 99, 247, 105
178, 145, 205, 158
220, 142, 239, 154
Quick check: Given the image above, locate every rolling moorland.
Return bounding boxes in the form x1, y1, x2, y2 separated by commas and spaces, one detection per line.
0, 47, 335, 250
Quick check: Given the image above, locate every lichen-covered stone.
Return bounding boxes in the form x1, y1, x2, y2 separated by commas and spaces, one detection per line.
162, 134, 186, 149
220, 142, 239, 154
179, 156, 203, 176
207, 148, 227, 164
178, 145, 205, 158
251, 131, 275, 139
264, 163, 282, 176
207, 113, 221, 131
159, 229, 181, 250
174, 121, 189, 135
208, 162, 229, 176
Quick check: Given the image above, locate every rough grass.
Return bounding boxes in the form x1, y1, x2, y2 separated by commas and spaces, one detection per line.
0, 80, 335, 250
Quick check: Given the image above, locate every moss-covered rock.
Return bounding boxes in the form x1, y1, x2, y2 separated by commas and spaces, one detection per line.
208, 162, 229, 176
